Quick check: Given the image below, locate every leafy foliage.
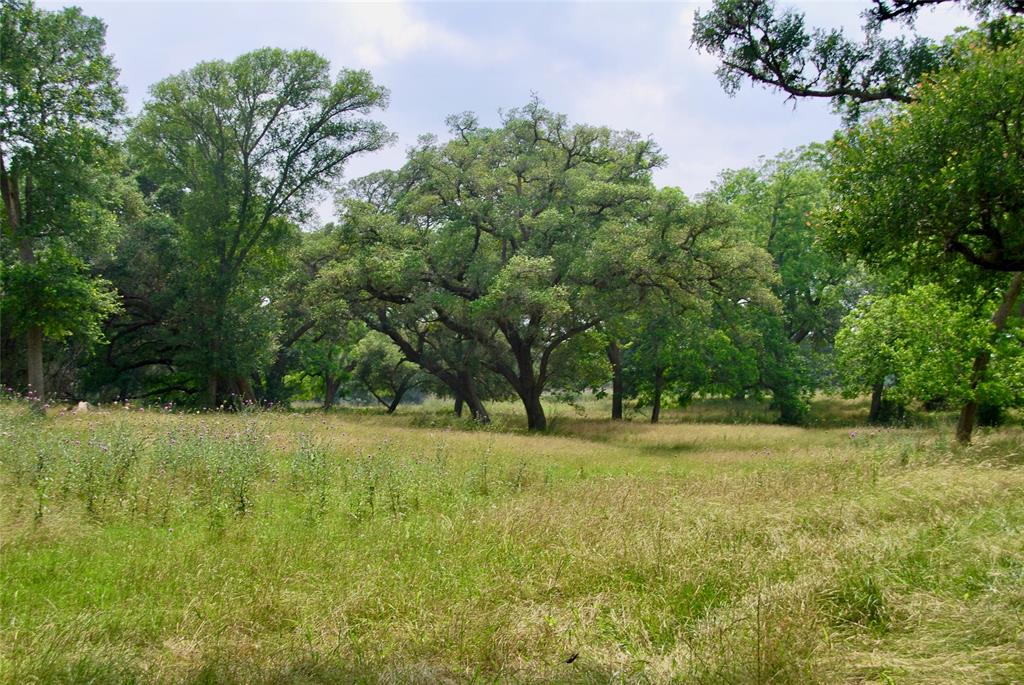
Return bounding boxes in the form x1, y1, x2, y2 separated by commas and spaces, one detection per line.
0, 0, 127, 398
836, 283, 1024, 409
692, 0, 1023, 119
126, 48, 390, 404
820, 26, 1024, 276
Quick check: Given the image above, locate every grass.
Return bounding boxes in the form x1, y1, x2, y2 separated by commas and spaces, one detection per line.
1, 397, 1023, 683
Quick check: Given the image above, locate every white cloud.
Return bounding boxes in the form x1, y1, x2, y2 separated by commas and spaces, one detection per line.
317, 1, 513, 69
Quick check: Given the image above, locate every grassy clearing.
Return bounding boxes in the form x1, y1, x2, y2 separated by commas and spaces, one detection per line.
2, 399, 1023, 684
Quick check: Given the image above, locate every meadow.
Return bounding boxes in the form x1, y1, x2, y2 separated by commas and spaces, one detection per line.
1, 397, 1023, 684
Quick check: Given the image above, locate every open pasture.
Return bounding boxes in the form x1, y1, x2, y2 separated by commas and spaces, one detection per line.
2, 399, 1023, 684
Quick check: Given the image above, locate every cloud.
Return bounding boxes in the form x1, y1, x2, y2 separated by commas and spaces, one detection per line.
318, 1, 498, 68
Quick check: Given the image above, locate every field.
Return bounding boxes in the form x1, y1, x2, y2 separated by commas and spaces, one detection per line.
2, 398, 1023, 684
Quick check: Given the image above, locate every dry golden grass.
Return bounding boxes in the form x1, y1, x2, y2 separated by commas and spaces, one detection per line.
1, 399, 1023, 683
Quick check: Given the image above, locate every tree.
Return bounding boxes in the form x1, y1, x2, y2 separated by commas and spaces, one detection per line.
0, 0, 125, 400
692, 0, 1022, 119
708, 147, 862, 418
621, 308, 760, 423
836, 283, 1024, 423
820, 27, 1024, 441
324, 101, 664, 430
349, 331, 428, 413
602, 188, 776, 422
287, 320, 364, 409
80, 214, 191, 402
314, 171, 503, 422
258, 223, 351, 405
129, 48, 390, 406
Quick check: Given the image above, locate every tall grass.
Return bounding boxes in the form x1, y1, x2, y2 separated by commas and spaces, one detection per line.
1, 400, 1023, 683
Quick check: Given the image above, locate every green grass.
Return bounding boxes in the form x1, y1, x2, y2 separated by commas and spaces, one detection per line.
2, 398, 1023, 683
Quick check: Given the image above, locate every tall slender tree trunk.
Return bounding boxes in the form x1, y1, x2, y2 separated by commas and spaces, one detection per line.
25, 325, 44, 401
17, 238, 44, 401
207, 375, 221, 408
607, 340, 624, 420
651, 366, 665, 424
957, 271, 1024, 444
384, 380, 410, 414
454, 395, 464, 417
868, 383, 884, 424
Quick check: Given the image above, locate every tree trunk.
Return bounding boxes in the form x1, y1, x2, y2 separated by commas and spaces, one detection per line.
955, 401, 979, 444
868, 383, 884, 424
263, 353, 293, 405
651, 366, 665, 424
207, 375, 219, 408
466, 395, 490, 423
607, 340, 624, 420
323, 375, 338, 409
957, 272, 1024, 444
237, 376, 256, 404
523, 391, 546, 431
463, 380, 490, 424
24, 325, 44, 402
16, 237, 45, 402
454, 396, 464, 417
385, 380, 410, 413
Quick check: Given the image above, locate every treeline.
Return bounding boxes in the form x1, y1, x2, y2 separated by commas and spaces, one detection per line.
2, 0, 1023, 442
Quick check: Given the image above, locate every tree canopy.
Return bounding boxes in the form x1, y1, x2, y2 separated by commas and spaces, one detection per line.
819, 26, 1024, 276
128, 48, 391, 405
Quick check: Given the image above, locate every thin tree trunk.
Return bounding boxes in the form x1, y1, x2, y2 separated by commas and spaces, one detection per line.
869, 383, 884, 424
454, 396, 464, 417
957, 271, 1024, 444
207, 375, 219, 408
25, 325, 44, 402
385, 380, 410, 413
607, 340, 623, 420
17, 238, 45, 402
651, 366, 664, 424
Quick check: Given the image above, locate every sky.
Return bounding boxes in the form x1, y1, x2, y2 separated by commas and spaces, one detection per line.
44, 1, 977, 222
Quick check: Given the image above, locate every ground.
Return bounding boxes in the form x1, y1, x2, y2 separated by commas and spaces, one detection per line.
1, 397, 1023, 684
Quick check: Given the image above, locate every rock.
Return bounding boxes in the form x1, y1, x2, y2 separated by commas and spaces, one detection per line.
74, 401, 90, 413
